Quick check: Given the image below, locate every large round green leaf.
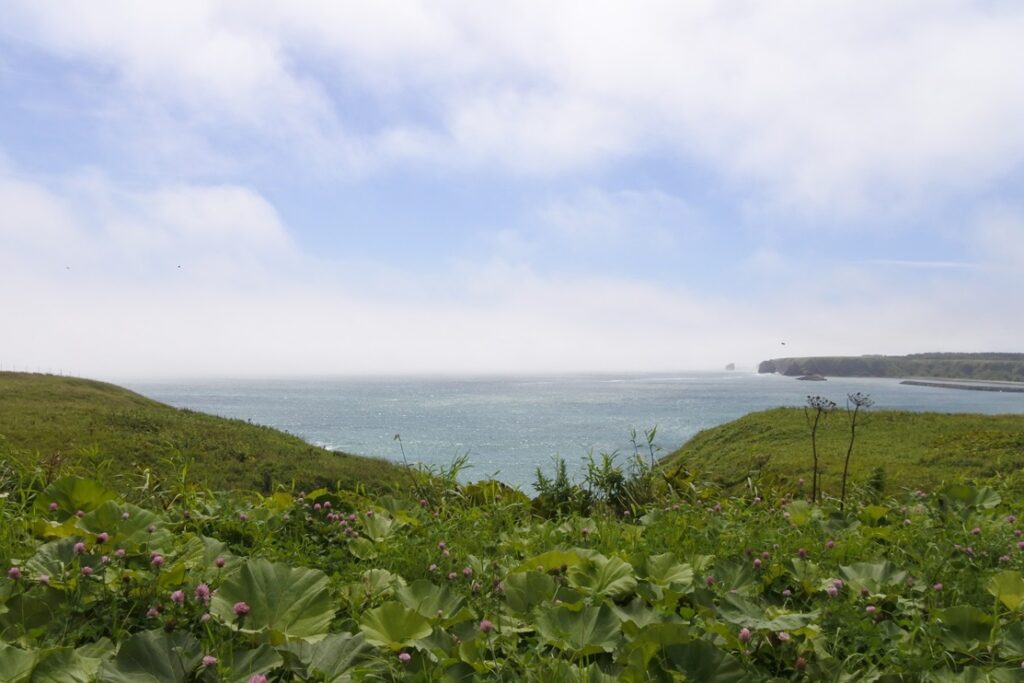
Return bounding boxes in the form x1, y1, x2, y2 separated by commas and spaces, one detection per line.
308, 633, 372, 682
211, 558, 335, 644
358, 602, 433, 651
535, 605, 622, 657
34, 478, 119, 518
664, 640, 747, 683
0, 643, 36, 683
79, 502, 171, 551
567, 554, 637, 600
96, 630, 201, 683
987, 571, 1024, 611
396, 579, 466, 620
503, 572, 557, 614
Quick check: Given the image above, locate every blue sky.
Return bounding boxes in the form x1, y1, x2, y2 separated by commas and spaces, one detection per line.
1, 1, 1023, 378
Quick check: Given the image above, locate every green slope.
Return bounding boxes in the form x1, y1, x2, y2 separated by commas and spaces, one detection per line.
0, 372, 406, 493
661, 407, 1024, 494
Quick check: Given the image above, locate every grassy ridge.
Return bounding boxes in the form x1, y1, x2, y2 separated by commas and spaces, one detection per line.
0, 372, 406, 493
661, 407, 1024, 494
758, 353, 1024, 381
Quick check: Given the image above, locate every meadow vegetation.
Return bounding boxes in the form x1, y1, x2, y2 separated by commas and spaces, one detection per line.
0, 373, 406, 494
4, 373, 1024, 680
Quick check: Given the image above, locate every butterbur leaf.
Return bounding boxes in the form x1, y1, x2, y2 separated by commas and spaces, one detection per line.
839, 561, 908, 594
26, 647, 96, 683
34, 478, 118, 518
218, 645, 283, 683
211, 558, 334, 644
309, 633, 372, 682
79, 502, 170, 550
936, 606, 994, 653
535, 605, 622, 657
568, 554, 638, 600
502, 572, 557, 614
515, 549, 588, 574
663, 640, 747, 683
359, 602, 433, 650
396, 579, 466, 619
97, 630, 201, 683
637, 553, 693, 590
0, 643, 36, 683
987, 571, 1024, 611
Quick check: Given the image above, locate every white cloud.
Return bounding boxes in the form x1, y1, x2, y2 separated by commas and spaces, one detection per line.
5, 1, 1024, 208
2, 167, 1022, 380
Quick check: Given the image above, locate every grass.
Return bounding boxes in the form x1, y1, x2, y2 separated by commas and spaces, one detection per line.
660, 407, 1024, 495
0, 372, 407, 494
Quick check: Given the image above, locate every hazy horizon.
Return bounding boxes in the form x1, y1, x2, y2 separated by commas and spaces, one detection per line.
3, 3, 1023, 378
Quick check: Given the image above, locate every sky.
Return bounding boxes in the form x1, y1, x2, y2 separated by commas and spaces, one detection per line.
1, 1, 1023, 379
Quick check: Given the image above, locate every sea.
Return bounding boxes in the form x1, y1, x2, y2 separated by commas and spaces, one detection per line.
126, 372, 1024, 491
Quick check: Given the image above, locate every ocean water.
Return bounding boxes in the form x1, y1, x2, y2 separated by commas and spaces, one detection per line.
126, 373, 1024, 491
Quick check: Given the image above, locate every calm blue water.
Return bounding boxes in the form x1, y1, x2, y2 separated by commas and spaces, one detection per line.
126, 373, 1024, 491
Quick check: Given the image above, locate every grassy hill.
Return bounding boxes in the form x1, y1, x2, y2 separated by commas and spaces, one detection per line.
661, 407, 1024, 494
0, 372, 407, 493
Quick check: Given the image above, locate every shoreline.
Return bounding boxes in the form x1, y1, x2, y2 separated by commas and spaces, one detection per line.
900, 379, 1024, 393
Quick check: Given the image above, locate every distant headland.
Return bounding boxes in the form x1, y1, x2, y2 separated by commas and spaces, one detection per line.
757, 352, 1024, 386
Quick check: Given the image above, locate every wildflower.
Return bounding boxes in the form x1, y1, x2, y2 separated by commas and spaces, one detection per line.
151, 555, 164, 567
753, 558, 762, 569
419, 499, 428, 507
1009, 515, 1017, 524
971, 527, 982, 536
448, 572, 458, 580
202, 655, 217, 667
753, 496, 762, 504
705, 575, 715, 587
866, 605, 877, 615
762, 551, 771, 559
96, 532, 109, 544
581, 527, 591, 537
147, 607, 160, 618
903, 519, 911, 526
147, 524, 156, 533
49, 502, 58, 511
200, 613, 212, 622
471, 581, 482, 593
826, 540, 835, 549
398, 652, 412, 664
463, 566, 473, 578
480, 619, 494, 633
121, 512, 130, 520
739, 627, 751, 642
8, 566, 21, 580
115, 548, 126, 559
215, 557, 226, 568
238, 513, 248, 522
233, 602, 250, 617
1016, 530, 1022, 538
797, 548, 807, 559
171, 590, 185, 605
1002, 555, 1012, 562
438, 541, 447, 550
74, 542, 86, 555
101, 555, 109, 564
248, 676, 268, 683
442, 549, 450, 557
777, 631, 791, 642
428, 564, 438, 572
81, 566, 93, 577
324, 501, 331, 509
75, 510, 84, 518
194, 583, 211, 604
825, 585, 838, 598
933, 582, 943, 591
314, 503, 322, 511
795, 656, 807, 671
782, 589, 792, 597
